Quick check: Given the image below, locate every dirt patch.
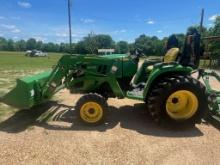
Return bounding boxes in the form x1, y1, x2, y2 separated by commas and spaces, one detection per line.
0, 89, 219, 164
192, 70, 220, 91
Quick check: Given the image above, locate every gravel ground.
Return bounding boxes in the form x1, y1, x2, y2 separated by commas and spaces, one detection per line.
0, 88, 220, 165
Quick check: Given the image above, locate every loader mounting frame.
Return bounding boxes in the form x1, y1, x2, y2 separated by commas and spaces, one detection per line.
197, 69, 220, 123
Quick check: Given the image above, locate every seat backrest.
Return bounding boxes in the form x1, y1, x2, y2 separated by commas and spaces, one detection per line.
163, 48, 180, 63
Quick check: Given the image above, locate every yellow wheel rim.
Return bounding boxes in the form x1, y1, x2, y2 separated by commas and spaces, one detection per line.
80, 102, 103, 123
166, 90, 199, 120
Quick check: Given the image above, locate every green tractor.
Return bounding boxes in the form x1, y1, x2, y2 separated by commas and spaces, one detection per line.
0, 30, 210, 126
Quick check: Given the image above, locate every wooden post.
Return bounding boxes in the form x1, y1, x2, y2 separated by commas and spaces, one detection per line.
68, 0, 72, 53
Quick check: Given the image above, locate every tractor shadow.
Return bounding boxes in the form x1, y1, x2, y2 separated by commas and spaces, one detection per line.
0, 101, 65, 133
0, 101, 205, 137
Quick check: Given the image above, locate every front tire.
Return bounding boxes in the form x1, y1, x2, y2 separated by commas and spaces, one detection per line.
75, 93, 108, 125
146, 75, 208, 125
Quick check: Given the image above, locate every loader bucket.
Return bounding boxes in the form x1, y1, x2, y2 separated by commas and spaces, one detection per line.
0, 71, 51, 109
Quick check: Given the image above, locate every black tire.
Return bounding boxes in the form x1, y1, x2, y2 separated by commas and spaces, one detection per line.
146, 74, 208, 125
75, 93, 108, 125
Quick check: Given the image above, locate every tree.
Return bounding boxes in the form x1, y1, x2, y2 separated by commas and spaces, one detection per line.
75, 41, 88, 54
0, 37, 8, 51
134, 34, 165, 56
116, 41, 128, 54
209, 16, 220, 36
77, 33, 115, 54
175, 34, 185, 50
7, 39, 15, 51
95, 34, 114, 49
134, 34, 152, 55
151, 36, 164, 55
128, 43, 135, 54
16, 40, 26, 51
208, 16, 220, 54
84, 32, 98, 54
26, 38, 37, 50
36, 41, 43, 50
187, 25, 209, 39
42, 42, 60, 52
59, 43, 71, 53
2, 25, 220, 55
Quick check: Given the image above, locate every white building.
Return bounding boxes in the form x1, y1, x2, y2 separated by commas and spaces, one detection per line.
98, 49, 115, 55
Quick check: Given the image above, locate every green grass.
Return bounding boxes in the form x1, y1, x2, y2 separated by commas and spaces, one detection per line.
0, 51, 63, 70
0, 51, 64, 121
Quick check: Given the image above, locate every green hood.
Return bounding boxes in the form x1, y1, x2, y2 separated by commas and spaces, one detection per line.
100, 54, 128, 59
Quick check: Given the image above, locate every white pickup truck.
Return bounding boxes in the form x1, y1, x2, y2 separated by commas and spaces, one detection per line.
25, 50, 48, 57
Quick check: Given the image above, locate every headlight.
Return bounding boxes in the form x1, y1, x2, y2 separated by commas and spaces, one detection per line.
111, 66, 118, 73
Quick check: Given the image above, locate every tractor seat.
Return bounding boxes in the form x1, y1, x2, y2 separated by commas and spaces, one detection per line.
163, 48, 180, 63
146, 48, 180, 72
131, 48, 180, 88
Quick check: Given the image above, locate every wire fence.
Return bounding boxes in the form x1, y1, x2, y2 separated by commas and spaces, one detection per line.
200, 53, 220, 69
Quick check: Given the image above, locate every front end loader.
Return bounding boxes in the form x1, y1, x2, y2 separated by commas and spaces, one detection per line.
0, 54, 138, 110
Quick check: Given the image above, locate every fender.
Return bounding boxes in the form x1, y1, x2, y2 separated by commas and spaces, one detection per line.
143, 62, 193, 99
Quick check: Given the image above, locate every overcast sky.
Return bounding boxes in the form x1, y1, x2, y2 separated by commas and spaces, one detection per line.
0, 0, 219, 43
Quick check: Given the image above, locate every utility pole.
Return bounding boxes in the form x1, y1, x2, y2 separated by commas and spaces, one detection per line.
200, 8, 204, 34
68, 0, 72, 53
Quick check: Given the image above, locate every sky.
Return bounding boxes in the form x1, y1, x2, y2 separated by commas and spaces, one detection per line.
0, 0, 219, 43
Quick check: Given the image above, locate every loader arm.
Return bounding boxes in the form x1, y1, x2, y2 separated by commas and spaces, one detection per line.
41, 56, 76, 99
39, 55, 109, 99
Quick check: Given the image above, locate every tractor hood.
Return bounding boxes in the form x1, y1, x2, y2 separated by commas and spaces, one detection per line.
100, 54, 129, 59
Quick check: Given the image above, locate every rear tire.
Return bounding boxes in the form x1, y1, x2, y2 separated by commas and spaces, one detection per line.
146, 75, 208, 125
75, 93, 107, 125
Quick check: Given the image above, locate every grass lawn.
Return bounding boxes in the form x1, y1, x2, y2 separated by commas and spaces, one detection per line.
0, 51, 64, 121
0, 51, 63, 70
